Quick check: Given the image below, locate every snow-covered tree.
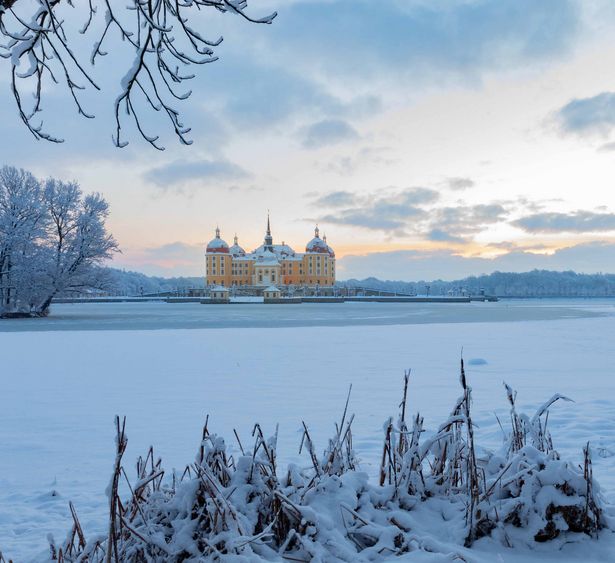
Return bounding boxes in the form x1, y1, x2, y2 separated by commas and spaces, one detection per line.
0, 1, 276, 149
0, 166, 45, 314
0, 165, 118, 317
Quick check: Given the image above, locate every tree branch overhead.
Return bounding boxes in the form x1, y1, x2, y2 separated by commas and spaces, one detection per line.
0, 0, 277, 149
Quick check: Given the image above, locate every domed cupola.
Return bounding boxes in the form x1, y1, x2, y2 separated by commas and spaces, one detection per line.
206, 226, 230, 254
306, 225, 329, 254
229, 234, 246, 257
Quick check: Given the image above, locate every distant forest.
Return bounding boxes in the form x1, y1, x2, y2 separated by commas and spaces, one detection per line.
102, 268, 615, 297
99, 268, 204, 296
341, 270, 615, 297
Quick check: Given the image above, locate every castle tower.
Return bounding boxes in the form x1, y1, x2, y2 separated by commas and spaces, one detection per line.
264, 212, 273, 250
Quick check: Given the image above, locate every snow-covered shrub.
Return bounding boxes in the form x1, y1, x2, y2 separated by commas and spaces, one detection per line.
471, 386, 602, 545
44, 363, 609, 562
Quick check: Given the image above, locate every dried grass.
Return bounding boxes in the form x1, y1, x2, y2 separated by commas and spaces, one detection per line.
36, 361, 608, 562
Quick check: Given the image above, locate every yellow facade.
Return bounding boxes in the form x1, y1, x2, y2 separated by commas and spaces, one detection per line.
205, 220, 335, 288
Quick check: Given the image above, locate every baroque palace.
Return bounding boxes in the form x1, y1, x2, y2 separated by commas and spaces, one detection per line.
205, 216, 335, 288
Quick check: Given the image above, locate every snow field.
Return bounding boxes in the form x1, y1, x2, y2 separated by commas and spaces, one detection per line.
1, 313, 615, 560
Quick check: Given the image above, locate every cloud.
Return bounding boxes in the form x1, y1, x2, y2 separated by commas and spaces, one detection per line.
446, 177, 475, 190
201, 50, 382, 131
208, 59, 344, 128
301, 119, 359, 149
227, 184, 264, 193
338, 241, 615, 281
313, 190, 358, 207
144, 159, 250, 188
314, 186, 509, 240
264, 0, 580, 84
427, 229, 466, 244
323, 146, 398, 175
429, 204, 509, 238
159, 0, 583, 142
513, 211, 615, 233
317, 187, 439, 234
0, 0, 591, 163
322, 209, 425, 233
554, 92, 615, 137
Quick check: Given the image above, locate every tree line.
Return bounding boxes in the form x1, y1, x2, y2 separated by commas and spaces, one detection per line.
104, 269, 615, 299
0, 165, 117, 317
342, 270, 615, 298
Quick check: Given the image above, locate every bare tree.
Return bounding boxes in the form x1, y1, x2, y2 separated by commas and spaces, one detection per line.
0, 1, 276, 149
0, 165, 118, 317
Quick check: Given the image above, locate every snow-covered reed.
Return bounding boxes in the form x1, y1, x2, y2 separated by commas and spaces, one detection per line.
28, 361, 610, 562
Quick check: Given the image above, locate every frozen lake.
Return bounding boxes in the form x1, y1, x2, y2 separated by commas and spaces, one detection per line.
1, 299, 615, 560
0, 297, 612, 332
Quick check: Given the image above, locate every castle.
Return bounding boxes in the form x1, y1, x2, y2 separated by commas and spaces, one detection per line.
205, 216, 335, 288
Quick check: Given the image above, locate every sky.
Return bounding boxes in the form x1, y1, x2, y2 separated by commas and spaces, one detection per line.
3, 0, 615, 280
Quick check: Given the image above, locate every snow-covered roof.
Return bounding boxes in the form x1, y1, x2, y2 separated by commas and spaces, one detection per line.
206, 228, 229, 253
210, 285, 229, 292
264, 285, 280, 292
304, 226, 334, 255
206, 225, 334, 260
252, 243, 296, 259
229, 243, 245, 256
229, 235, 245, 257
306, 236, 329, 253
254, 250, 280, 266
207, 238, 229, 249
273, 243, 295, 256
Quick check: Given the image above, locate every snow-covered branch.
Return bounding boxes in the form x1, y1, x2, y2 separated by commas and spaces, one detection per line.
0, 0, 276, 148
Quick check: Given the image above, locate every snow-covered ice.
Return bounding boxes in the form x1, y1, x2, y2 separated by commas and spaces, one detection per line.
1, 299, 615, 560
0, 298, 608, 332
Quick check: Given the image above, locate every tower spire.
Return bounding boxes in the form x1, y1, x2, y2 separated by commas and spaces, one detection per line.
264, 211, 273, 249
215, 225, 220, 238
234, 233, 238, 245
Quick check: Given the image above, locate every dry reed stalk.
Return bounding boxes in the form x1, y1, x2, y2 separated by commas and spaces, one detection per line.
106, 416, 127, 563
299, 422, 321, 477
583, 442, 602, 536
379, 419, 395, 487
460, 358, 481, 546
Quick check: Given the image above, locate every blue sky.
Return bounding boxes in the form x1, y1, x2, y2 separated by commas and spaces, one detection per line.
3, 0, 615, 279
